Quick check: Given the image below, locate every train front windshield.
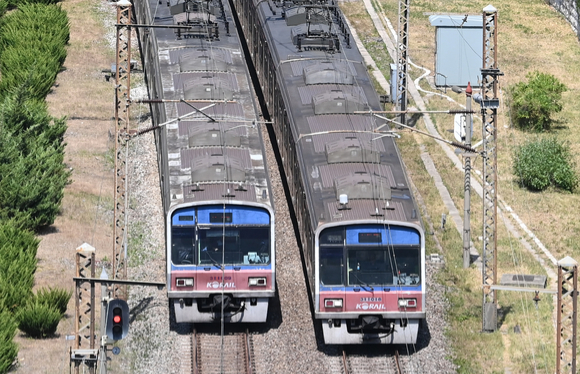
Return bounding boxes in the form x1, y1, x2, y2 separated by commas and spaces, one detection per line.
171, 205, 271, 266
318, 225, 421, 287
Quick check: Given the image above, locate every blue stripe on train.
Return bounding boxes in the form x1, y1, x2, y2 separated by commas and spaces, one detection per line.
346, 225, 420, 245
171, 264, 272, 271
320, 285, 422, 292
172, 205, 270, 226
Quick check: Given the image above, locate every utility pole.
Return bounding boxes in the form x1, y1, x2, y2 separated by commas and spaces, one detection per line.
556, 256, 578, 374
112, 0, 132, 300
396, 0, 409, 126
463, 83, 473, 269
480, 4, 503, 332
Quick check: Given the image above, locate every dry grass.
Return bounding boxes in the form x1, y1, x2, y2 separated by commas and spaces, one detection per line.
341, 0, 580, 373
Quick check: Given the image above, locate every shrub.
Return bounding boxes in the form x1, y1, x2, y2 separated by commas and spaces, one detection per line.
0, 3, 69, 99
34, 287, 72, 316
16, 301, 61, 338
0, 310, 18, 373
508, 71, 567, 132
0, 221, 38, 312
513, 137, 578, 192
0, 88, 70, 231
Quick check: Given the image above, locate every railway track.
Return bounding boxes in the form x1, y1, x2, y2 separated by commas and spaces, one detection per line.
341, 348, 402, 374
179, 326, 254, 374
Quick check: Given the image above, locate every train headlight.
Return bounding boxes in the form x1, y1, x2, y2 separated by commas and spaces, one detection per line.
248, 277, 267, 286
176, 278, 194, 287
324, 298, 343, 308
398, 298, 417, 308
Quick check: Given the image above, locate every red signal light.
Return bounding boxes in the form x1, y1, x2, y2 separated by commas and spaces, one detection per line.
113, 315, 121, 324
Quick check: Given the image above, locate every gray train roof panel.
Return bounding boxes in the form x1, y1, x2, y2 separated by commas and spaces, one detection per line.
318, 164, 396, 189
168, 47, 233, 68
178, 120, 248, 137
325, 139, 380, 164
176, 102, 245, 119
183, 76, 238, 101
297, 85, 364, 105
307, 114, 385, 133
312, 91, 368, 114
289, 59, 358, 78
304, 61, 354, 85
311, 133, 385, 154
334, 173, 391, 200
326, 200, 407, 222
173, 72, 239, 93
183, 183, 258, 203
188, 129, 241, 147
137, 0, 274, 211
180, 148, 251, 170
190, 156, 246, 183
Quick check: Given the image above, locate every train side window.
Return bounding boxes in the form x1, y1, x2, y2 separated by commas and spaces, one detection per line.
319, 247, 344, 286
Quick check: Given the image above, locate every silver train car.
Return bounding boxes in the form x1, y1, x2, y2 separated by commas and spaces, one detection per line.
231, 0, 426, 344
134, 0, 276, 323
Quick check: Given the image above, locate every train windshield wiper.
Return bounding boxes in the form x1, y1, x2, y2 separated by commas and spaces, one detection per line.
352, 272, 374, 292
202, 248, 224, 270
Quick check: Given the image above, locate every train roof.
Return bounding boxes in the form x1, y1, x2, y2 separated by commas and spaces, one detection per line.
255, 1, 421, 230
149, 0, 273, 213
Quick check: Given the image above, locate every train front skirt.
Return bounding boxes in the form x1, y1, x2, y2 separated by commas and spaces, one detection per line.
322, 318, 419, 344
173, 296, 269, 323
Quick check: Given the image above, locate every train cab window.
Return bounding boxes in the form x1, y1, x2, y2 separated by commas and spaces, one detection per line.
346, 247, 420, 286
347, 249, 392, 286
319, 247, 344, 286
171, 228, 196, 265
198, 227, 270, 266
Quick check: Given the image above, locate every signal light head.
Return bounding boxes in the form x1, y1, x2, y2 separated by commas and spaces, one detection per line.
106, 299, 130, 340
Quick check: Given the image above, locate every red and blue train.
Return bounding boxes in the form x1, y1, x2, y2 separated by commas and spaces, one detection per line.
232, 0, 426, 344
134, 0, 276, 323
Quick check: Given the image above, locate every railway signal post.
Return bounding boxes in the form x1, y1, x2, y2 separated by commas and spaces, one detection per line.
72, 275, 165, 373
480, 4, 502, 332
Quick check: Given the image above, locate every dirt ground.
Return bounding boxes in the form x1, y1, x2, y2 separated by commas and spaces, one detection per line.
10, 0, 116, 372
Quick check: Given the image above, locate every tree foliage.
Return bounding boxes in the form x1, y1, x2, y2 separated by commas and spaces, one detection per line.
34, 287, 72, 316
0, 221, 38, 313
0, 310, 17, 374
513, 137, 578, 192
508, 71, 567, 132
0, 3, 69, 100
0, 87, 70, 231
